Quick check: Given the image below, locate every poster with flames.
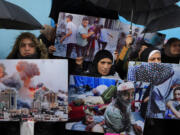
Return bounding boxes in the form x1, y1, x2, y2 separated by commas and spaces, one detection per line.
0, 59, 68, 121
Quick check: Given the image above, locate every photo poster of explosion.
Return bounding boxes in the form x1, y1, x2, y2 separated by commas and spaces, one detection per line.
53, 12, 165, 61
128, 61, 180, 120
66, 75, 150, 134
0, 59, 68, 122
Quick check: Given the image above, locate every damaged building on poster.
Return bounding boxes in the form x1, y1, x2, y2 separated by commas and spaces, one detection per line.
0, 89, 17, 110
33, 88, 58, 110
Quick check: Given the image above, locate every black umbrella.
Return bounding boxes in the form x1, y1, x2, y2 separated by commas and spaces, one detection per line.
90, 0, 180, 12
119, 5, 179, 26
90, 0, 179, 33
0, 0, 42, 30
143, 7, 180, 33
49, 0, 118, 24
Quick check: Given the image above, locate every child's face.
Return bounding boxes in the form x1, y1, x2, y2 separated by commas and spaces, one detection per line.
86, 114, 94, 124
0, 67, 4, 78
174, 90, 180, 101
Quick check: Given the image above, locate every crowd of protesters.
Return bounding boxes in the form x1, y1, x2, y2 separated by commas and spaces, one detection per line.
0, 12, 180, 135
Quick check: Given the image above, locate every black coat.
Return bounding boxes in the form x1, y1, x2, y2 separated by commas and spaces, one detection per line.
161, 49, 180, 64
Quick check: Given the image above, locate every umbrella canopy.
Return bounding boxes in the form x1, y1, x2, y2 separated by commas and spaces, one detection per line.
119, 5, 179, 26
143, 7, 180, 33
90, 0, 180, 12
49, 0, 118, 24
90, 0, 179, 34
0, 0, 42, 30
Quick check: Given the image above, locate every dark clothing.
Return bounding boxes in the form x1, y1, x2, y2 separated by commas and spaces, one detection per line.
69, 58, 92, 76
70, 60, 116, 77
38, 34, 54, 48
66, 43, 79, 57
35, 122, 103, 135
140, 85, 151, 119
140, 47, 160, 62
114, 59, 128, 80
161, 49, 180, 64
97, 40, 108, 50
144, 118, 180, 135
35, 122, 66, 135
69, 50, 116, 77
0, 121, 20, 135
89, 50, 114, 77
78, 45, 88, 57
88, 64, 116, 77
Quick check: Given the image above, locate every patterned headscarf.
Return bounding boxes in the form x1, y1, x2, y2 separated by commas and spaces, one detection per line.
129, 63, 174, 85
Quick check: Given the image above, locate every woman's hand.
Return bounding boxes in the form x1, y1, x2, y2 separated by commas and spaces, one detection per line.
48, 45, 56, 54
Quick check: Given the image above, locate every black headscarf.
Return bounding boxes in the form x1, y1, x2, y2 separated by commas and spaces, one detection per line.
128, 40, 152, 61
161, 38, 180, 64
89, 50, 114, 77
140, 47, 161, 62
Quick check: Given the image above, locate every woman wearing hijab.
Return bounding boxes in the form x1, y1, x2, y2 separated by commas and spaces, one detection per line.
131, 47, 163, 135
114, 35, 152, 80
72, 50, 116, 77
140, 47, 161, 63
161, 38, 180, 64
88, 50, 115, 77
128, 59, 180, 135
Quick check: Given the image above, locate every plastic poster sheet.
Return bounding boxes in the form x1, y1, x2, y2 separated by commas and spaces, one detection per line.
53, 12, 164, 61
66, 75, 149, 134
0, 59, 68, 121
128, 61, 180, 119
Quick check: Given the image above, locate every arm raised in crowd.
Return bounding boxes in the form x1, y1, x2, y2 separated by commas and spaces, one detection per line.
114, 35, 134, 79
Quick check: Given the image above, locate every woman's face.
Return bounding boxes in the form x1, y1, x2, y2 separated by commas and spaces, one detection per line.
148, 52, 161, 63
97, 58, 112, 76
170, 41, 180, 56
174, 89, 180, 101
19, 38, 36, 57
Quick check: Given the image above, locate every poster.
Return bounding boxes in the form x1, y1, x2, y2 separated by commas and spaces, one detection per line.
53, 12, 165, 61
0, 59, 68, 121
128, 61, 180, 119
66, 75, 149, 134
